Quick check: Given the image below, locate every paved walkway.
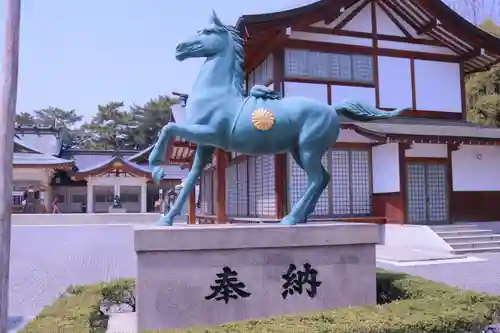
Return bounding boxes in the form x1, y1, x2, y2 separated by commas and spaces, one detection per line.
8, 224, 500, 332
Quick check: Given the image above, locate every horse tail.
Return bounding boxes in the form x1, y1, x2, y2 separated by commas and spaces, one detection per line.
334, 101, 410, 121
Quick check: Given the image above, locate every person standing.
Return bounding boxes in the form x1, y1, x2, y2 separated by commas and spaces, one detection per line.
52, 197, 60, 214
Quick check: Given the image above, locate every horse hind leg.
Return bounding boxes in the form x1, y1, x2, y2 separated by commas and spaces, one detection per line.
299, 166, 330, 223
281, 148, 326, 225
290, 148, 329, 223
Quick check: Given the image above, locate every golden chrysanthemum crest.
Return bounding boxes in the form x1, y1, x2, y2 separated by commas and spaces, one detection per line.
251, 108, 275, 131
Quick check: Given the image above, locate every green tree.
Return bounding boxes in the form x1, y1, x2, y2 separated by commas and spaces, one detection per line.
86, 101, 135, 149
33, 106, 83, 128
465, 19, 500, 126
130, 95, 176, 148
15, 112, 36, 126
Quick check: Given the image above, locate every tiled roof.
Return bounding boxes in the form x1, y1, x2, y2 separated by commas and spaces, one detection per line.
13, 153, 73, 166
70, 154, 188, 180
15, 132, 62, 156
352, 118, 500, 140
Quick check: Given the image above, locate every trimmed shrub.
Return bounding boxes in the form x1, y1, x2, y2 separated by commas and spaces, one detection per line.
19, 271, 500, 333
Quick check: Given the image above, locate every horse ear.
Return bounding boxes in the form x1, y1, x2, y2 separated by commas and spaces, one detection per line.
210, 10, 223, 26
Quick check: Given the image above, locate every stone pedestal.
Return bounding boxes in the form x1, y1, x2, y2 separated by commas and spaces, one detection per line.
108, 207, 126, 213
134, 222, 379, 331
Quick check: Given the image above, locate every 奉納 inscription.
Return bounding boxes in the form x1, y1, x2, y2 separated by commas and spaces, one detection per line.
281, 263, 322, 299
205, 266, 251, 304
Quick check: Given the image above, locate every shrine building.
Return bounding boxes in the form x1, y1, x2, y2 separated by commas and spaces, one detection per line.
166, 0, 500, 225
13, 125, 188, 213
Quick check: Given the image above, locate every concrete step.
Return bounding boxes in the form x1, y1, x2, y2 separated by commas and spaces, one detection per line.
449, 240, 500, 250
434, 229, 496, 237
442, 235, 500, 244
430, 224, 480, 231
452, 246, 500, 255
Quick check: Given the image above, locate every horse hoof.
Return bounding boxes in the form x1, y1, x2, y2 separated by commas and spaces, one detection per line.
154, 217, 173, 226
280, 216, 298, 225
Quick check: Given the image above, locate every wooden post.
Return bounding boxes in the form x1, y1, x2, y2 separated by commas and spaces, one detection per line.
272, 48, 287, 219
188, 187, 196, 224
214, 149, 227, 223
0, 0, 21, 332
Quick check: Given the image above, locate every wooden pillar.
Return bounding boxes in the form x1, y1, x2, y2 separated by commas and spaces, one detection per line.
398, 142, 410, 224
215, 149, 227, 223
0, 0, 21, 331
188, 187, 196, 224
272, 47, 287, 219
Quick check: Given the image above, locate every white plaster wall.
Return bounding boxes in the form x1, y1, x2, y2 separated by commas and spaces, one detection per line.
378, 40, 456, 55
452, 145, 500, 191
406, 143, 447, 158
414, 60, 462, 113
372, 143, 400, 193
331, 85, 376, 105
375, 3, 404, 36
13, 168, 50, 184
378, 3, 431, 40
337, 129, 375, 143
284, 81, 328, 102
343, 3, 372, 33
288, 31, 372, 47
91, 175, 147, 186
378, 56, 412, 109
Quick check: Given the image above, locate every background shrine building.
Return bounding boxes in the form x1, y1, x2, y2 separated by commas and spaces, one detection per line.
12, 124, 188, 213
168, 0, 500, 225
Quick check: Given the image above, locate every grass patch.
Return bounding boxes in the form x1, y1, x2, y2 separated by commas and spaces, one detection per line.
18, 272, 500, 333
19, 279, 134, 333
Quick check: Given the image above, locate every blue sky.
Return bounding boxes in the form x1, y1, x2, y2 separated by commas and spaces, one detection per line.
0, 0, 493, 121
0, 0, 315, 120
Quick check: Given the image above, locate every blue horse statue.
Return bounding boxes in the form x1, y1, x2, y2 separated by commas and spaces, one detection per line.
149, 11, 410, 226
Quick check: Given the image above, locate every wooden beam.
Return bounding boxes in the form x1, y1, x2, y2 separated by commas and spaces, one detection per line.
416, 18, 437, 35
377, 0, 412, 38
0, 0, 21, 332
334, 0, 370, 31
188, 187, 196, 224
214, 149, 227, 223
371, 0, 380, 108
172, 141, 197, 149
245, 29, 287, 74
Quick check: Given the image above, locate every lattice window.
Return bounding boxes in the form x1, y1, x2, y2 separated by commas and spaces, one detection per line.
226, 164, 238, 217
426, 164, 448, 223
406, 163, 427, 223
248, 156, 257, 217
350, 150, 371, 215
331, 150, 351, 215
261, 155, 276, 217
237, 160, 248, 216
288, 149, 371, 217
284, 49, 373, 84
200, 169, 214, 215
250, 54, 273, 87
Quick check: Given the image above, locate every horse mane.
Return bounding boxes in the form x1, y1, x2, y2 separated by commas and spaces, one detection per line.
211, 24, 245, 96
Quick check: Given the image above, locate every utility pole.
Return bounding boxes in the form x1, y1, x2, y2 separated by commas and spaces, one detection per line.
0, 0, 21, 332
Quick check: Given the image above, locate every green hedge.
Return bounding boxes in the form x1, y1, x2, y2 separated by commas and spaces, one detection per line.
146, 271, 500, 333
19, 272, 500, 333
19, 279, 135, 333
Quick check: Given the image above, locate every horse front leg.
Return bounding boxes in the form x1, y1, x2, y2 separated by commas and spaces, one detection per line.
149, 123, 218, 183
156, 146, 215, 226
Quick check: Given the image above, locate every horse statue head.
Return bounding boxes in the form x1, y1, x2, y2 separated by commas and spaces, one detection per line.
175, 10, 243, 62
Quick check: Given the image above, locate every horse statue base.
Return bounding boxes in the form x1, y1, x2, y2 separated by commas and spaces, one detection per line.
134, 222, 379, 330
